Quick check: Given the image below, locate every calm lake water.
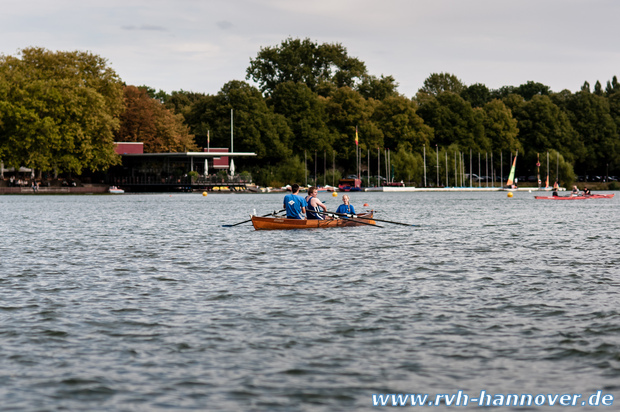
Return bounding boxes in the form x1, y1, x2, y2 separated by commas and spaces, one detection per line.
1, 191, 619, 411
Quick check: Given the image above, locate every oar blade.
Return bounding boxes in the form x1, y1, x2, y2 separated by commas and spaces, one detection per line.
222, 209, 285, 228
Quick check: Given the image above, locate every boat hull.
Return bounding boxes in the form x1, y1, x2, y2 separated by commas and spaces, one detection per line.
535, 194, 614, 200
251, 213, 375, 230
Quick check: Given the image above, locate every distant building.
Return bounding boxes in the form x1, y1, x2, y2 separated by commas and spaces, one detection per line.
110, 143, 255, 177
114, 142, 144, 155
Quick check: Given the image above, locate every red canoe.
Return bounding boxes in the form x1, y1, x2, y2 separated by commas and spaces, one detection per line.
535, 194, 615, 200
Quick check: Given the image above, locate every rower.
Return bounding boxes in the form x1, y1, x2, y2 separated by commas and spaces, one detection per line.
335, 194, 356, 216
283, 183, 307, 219
305, 186, 327, 220
583, 187, 591, 196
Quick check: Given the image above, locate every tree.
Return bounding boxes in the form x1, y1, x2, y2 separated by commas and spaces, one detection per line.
356, 74, 400, 100
416, 92, 488, 152
116, 86, 197, 152
508, 95, 582, 168
481, 99, 520, 154
269, 81, 333, 154
390, 145, 423, 185
461, 83, 491, 108
490, 85, 517, 100
246, 37, 367, 96
371, 95, 433, 152
548, 149, 577, 186
0, 47, 124, 175
594, 80, 603, 96
324, 87, 375, 170
554, 90, 618, 174
605, 76, 620, 96
188, 81, 293, 165
514, 81, 551, 100
418, 73, 464, 96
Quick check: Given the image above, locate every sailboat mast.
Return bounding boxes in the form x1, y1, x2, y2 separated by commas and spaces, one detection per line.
547, 151, 550, 188
537, 153, 541, 189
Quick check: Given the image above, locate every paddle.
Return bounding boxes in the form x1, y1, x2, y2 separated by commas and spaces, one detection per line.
313, 210, 383, 228
222, 209, 285, 227
318, 210, 414, 226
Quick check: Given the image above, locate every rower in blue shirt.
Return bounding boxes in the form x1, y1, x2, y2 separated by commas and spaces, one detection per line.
335, 194, 355, 216
283, 183, 307, 219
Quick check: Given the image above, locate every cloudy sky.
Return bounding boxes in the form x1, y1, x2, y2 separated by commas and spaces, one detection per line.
2, 0, 619, 97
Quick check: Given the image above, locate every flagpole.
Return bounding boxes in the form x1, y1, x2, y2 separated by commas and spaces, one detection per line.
388, 148, 391, 183
332, 150, 335, 187
478, 152, 481, 188
501, 151, 503, 188
445, 151, 448, 187
436, 145, 439, 187
469, 149, 472, 188
385, 149, 388, 184
230, 109, 233, 153
355, 126, 359, 179
454, 151, 457, 187
324, 150, 326, 187
423, 145, 427, 187
315, 150, 317, 186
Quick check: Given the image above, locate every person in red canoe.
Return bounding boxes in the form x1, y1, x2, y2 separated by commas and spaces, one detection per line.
572, 185, 579, 196
583, 187, 591, 196
552, 180, 559, 196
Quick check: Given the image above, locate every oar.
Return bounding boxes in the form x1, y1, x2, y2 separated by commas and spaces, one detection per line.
313, 210, 383, 228
222, 209, 284, 227
320, 210, 414, 226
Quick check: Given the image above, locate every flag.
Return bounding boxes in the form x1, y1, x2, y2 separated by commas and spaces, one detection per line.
355, 126, 358, 146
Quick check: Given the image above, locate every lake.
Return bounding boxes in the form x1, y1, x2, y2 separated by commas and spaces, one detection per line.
1, 191, 618, 411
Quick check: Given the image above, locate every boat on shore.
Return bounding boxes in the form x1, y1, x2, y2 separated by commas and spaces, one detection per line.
251, 212, 375, 230
534, 194, 614, 200
338, 178, 362, 192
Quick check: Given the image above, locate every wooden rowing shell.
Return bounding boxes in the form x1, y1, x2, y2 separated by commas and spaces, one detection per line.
251, 212, 375, 230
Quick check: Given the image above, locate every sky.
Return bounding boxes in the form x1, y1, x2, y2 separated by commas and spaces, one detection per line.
2, 0, 619, 97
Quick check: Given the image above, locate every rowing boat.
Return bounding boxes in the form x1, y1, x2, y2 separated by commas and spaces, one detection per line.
534, 194, 615, 200
251, 212, 375, 230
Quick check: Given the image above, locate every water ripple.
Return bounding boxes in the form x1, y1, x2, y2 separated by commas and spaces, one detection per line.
1, 192, 619, 410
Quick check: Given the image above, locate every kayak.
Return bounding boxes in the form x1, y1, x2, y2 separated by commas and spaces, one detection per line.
251, 212, 375, 230
534, 194, 615, 200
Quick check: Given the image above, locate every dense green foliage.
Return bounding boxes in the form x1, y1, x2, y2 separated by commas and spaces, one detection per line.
0, 47, 124, 175
2, 40, 620, 187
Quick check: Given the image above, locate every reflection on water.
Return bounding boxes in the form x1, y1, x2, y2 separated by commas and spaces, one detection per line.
1, 192, 619, 411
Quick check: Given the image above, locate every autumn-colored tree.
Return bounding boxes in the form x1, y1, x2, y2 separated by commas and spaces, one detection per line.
116, 86, 197, 152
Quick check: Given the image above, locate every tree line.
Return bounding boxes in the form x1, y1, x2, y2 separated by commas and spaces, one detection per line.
2, 39, 619, 187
